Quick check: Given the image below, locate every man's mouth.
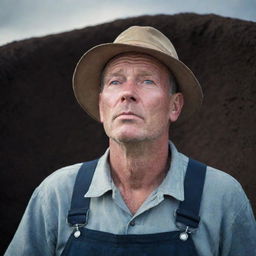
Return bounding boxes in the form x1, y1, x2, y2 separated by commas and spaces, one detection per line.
114, 112, 142, 120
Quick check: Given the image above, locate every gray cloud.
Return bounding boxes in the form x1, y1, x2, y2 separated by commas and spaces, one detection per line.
0, 0, 255, 46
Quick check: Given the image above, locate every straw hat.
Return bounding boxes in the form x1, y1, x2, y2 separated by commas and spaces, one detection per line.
73, 26, 203, 124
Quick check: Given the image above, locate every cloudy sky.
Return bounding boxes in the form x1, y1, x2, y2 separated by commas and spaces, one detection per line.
1, 0, 255, 46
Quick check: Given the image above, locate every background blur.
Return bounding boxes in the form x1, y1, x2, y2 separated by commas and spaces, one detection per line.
1, 0, 256, 46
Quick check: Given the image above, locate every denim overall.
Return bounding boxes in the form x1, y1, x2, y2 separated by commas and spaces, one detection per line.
61, 158, 206, 256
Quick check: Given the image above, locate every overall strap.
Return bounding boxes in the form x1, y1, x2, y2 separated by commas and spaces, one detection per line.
67, 159, 99, 226
176, 158, 207, 229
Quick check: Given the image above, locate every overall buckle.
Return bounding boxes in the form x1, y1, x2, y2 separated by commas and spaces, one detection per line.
179, 226, 191, 241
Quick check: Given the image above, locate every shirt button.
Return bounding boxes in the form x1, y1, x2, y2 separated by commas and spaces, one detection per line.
130, 220, 136, 226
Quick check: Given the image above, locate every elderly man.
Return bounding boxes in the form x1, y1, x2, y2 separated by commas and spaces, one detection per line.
5, 26, 256, 256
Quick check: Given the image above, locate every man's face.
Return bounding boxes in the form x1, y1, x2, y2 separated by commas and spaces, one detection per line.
99, 53, 181, 144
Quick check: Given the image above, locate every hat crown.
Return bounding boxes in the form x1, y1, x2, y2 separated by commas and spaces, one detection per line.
114, 26, 179, 59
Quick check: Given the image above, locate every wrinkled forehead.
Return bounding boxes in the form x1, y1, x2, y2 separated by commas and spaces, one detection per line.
102, 52, 170, 75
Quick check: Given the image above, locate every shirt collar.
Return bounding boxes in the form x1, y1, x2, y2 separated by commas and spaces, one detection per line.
157, 141, 188, 201
85, 141, 188, 201
85, 148, 113, 198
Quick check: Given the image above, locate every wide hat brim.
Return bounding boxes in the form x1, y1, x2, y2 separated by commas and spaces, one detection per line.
73, 43, 203, 125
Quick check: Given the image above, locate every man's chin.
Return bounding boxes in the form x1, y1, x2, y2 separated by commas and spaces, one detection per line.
111, 132, 146, 144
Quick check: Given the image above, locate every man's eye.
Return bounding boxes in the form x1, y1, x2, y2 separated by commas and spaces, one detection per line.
144, 80, 154, 85
110, 80, 120, 85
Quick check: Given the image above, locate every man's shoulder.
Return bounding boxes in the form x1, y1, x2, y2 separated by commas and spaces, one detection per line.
177, 150, 243, 192
205, 165, 245, 195
202, 164, 249, 213
33, 162, 84, 200
172, 144, 247, 202
32, 155, 104, 203
42, 163, 83, 186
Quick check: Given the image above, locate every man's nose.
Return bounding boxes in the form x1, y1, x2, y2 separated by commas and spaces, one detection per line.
121, 92, 137, 102
120, 81, 137, 102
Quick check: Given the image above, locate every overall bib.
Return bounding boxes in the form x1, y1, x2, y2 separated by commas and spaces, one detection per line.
61, 158, 206, 256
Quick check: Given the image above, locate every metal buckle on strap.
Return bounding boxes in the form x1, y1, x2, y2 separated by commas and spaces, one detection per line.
66, 210, 90, 238
65, 221, 86, 238
73, 223, 85, 238
179, 226, 191, 241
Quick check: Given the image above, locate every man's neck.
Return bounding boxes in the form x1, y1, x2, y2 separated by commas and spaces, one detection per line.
108, 137, 170, 214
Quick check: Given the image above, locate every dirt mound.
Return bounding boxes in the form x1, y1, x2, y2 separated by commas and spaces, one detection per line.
1, 13, 255, 253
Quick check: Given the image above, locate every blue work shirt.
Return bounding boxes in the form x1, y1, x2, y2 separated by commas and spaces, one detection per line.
5, 142, 256, 255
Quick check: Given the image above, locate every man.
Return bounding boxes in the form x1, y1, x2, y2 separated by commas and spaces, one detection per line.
5, 26, 256, 255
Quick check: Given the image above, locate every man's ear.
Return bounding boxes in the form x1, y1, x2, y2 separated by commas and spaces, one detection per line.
99, 93, 104, 123
169, 93, 184, 123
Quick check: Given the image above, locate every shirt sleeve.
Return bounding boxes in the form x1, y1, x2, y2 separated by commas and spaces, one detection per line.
227, 201, 256, 255
4, 186, 57, 256
220, 195, 256, 256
